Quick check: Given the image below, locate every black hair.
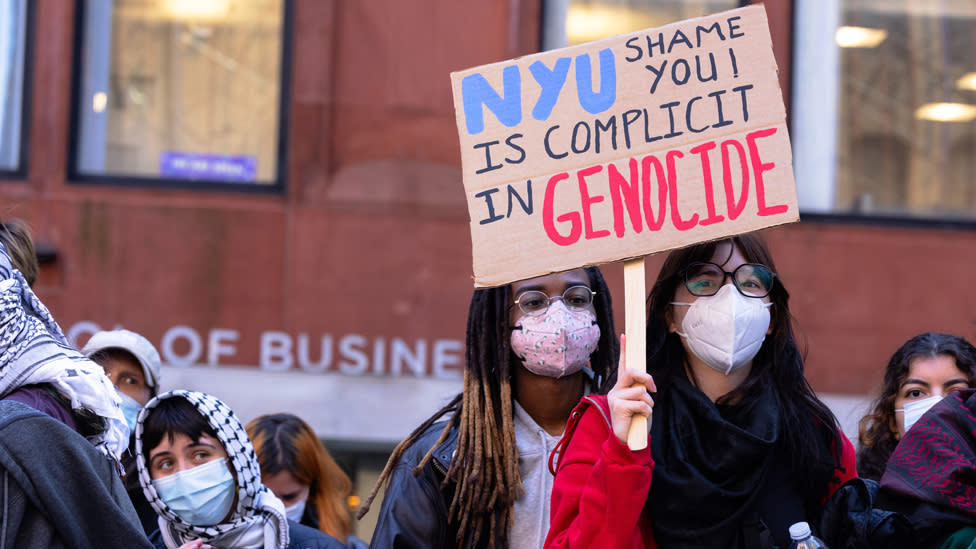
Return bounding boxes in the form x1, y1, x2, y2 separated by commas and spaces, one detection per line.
634, 234, 844, 511
358, 266, 618, 548
37, 384, 106, 438
142, 396, 220, 456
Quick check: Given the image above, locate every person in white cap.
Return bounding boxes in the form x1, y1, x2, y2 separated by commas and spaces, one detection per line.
83, 328, 164, 536
0, 233, 152, 547
83, 329, 162, 427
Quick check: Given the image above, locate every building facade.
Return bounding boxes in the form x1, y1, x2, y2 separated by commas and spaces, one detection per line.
2, 0, 975, 538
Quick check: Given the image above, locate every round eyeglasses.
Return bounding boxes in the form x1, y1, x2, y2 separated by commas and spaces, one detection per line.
682, 262, 776, 298
513, 285, 596, 315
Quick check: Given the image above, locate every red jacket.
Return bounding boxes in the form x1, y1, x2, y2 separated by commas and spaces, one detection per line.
544, 395, 858, 549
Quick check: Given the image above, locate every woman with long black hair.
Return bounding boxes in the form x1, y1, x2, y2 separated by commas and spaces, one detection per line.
546, 234, 856, 549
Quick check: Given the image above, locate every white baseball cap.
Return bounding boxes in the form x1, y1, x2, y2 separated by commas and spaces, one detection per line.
82, 329, 162, 389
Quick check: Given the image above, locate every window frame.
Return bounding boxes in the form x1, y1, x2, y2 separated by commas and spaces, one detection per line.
538, 0, 751, 51
66, 0, 294, 194
789, 0, 976, 229
0, 0, 35, 180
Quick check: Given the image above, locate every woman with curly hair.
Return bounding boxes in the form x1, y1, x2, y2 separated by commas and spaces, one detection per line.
857, 332, 976, 481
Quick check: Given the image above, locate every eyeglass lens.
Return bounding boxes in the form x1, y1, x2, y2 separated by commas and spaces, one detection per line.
516, 285, 594, 314
684, 262, 773, 297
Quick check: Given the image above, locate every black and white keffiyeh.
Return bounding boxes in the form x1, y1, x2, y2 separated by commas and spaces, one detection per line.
0, 241, 128, 462
135, 390, 290, 549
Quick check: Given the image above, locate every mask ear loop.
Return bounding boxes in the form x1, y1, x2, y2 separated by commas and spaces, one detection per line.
582, 365, 602, 393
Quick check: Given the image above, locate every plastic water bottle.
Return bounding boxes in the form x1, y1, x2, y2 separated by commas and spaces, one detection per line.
788, 521, 827, 548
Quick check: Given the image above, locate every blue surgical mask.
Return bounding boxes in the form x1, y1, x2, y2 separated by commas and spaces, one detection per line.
285, 498, 306, 522
118, 392, 142, 435
153, 458, 236, 526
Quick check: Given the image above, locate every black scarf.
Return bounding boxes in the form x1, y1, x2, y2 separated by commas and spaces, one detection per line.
647, 372, 799, 548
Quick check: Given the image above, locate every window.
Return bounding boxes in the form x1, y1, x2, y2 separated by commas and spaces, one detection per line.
70, 0, 289, 189
543, 0, 743, 50
793, 0, 976, 221
0, 0, 29, 174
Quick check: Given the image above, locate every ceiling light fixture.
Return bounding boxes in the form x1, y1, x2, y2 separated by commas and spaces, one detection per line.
835, 26, 887, 48
957, 72, 976, 91
915, 102, 976, 122
566, 6, 642, 45
162, 0, 231, 20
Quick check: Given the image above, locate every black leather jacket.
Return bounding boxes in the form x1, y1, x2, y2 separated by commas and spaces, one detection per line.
370, 420, 492, 549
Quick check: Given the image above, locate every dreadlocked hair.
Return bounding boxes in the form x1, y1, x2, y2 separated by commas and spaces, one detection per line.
357, 267, 618, 548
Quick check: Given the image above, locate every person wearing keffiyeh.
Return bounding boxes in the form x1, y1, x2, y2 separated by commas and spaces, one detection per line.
0, 226, 152, 547
877, 388, 976, 547
0, 238, 129, 465
135, 390, 345, 549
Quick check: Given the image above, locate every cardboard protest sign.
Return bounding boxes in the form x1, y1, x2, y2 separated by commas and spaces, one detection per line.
450, 5, 797, 288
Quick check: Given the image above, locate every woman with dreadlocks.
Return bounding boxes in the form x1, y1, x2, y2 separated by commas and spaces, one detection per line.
361, 267, 618, 549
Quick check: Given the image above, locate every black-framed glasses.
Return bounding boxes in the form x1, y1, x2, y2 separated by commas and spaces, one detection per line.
683, 262, 776, 298
513, 285, 596, 315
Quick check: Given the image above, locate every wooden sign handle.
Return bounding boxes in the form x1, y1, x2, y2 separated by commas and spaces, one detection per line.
624, 257, 648, 450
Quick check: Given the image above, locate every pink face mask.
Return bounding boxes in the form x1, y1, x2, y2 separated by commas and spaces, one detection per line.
510, 301, 601, 378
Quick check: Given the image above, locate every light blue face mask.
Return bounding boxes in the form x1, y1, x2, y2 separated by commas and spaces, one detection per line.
117, 392, 142, 435
152, 458, 236, 526
285, 498, 306, 522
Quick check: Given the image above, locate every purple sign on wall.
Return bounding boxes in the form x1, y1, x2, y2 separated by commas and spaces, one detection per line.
160, 152, 258, 182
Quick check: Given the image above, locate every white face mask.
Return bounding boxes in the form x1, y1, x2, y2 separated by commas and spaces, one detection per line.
284, 498, 306, 522
896, 395, 943, 434
672, 284, 772, 375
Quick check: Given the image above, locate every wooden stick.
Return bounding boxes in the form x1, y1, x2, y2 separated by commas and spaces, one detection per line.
624, 257, 648, 450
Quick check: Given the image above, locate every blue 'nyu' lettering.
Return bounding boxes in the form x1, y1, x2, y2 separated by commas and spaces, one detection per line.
462, 49, 617, 135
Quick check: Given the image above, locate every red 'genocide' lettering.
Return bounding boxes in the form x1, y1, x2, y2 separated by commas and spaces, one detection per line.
578, 165, 610, 240
542, 126, 788, 246
722, 138, 749, 220
543, 172, 579, 245
748, 127, 789, 216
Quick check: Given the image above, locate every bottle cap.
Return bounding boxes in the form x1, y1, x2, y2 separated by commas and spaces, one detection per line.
789, 521, 811, 540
